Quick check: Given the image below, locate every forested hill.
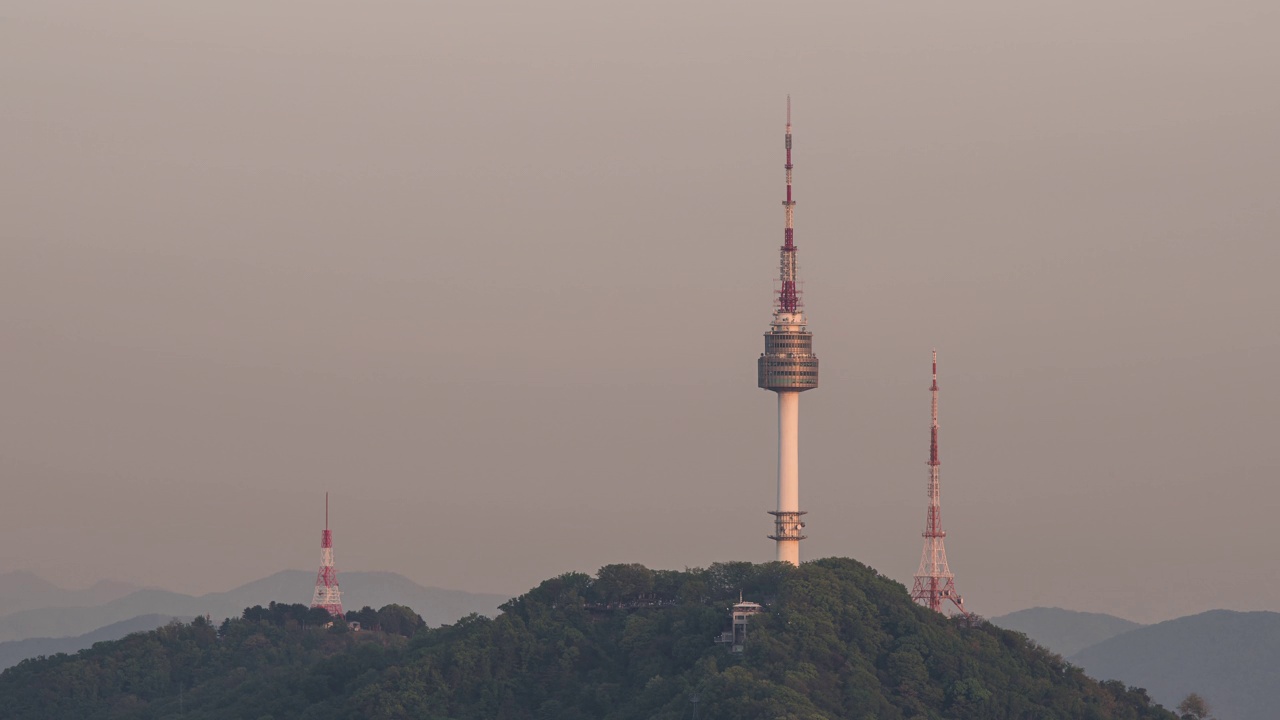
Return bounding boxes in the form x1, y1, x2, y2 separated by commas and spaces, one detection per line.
0, 558, 1177, 720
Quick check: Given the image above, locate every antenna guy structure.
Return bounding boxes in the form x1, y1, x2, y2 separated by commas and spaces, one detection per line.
310, 493, 344, 616
910, 351, 967, 615
758, 97, 819, 566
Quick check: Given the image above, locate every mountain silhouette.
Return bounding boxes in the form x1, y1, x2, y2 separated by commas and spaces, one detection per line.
0, 571, 140, 617
0, 614, 184, 670
991, 606, 1144, 657
0, 570, 507, 643
1069, 609, 1280, 720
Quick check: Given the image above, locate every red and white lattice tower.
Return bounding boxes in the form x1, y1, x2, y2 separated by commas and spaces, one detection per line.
910, 351, 968, 615
310, 493, 344, 616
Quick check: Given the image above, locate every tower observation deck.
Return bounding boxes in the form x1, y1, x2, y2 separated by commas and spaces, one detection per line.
758, 98, 818, 566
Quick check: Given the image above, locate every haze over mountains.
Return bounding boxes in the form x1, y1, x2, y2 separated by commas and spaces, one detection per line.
0, 570, 507, 646
0, 571, 141, 617
0, 614, 182, 671
991, 606, 1144, 657
1070, 610, 1280, 720
992, 606, 1280, 720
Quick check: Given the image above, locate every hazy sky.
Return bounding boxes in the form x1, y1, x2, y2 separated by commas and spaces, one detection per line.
2, 1, 1278, 624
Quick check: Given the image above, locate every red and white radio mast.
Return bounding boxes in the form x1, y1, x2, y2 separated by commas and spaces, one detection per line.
310, 493, 344, 616
910, 351, 968, 615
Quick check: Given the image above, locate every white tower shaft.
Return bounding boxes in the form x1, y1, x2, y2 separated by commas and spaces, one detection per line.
776, 391, 801, 564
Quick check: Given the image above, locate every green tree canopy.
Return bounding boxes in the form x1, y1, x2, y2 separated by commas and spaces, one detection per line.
1177, 692, 1214, 720
0, 559, 1181, 720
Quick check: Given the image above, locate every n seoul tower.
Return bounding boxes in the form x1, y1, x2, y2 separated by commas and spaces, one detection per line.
758, 97, 819, 566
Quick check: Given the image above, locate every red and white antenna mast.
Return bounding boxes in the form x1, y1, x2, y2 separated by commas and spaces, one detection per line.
310, 492, 344, 616
910, 351, 968, 615
779, 95, 800, 314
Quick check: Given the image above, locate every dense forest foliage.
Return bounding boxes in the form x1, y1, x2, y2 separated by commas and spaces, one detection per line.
0, 558, 1178, 719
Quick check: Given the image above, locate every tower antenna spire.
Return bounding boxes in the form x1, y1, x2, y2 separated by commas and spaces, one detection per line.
759, 98, 819, 566
779, 95, 799, 313
911, 351, 968, 615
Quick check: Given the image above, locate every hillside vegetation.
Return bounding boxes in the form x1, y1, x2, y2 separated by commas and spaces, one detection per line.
0, 558, 1178, 720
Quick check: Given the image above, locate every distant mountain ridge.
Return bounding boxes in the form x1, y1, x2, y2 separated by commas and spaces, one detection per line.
0, 571, 508, 643
0, 571, 141, 617
1068, 609, 1280, 720
0, 614, 183, 670
990, 606, 1144, 657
